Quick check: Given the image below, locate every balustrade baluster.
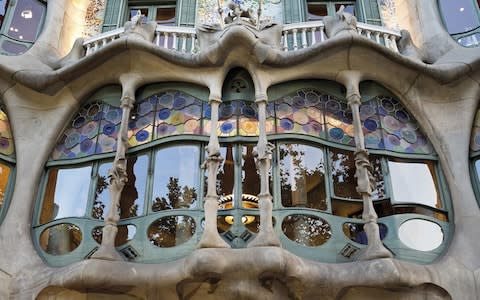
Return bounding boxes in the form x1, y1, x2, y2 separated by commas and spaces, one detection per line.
181, 35, 187, 53
172, 33, 178, 50
301, 28, 308, 48
311, 27, 317, 44
320, 26, 325, 42
283, 31, 289, 51
292, 29, 298, 51
163, 32, 169, 49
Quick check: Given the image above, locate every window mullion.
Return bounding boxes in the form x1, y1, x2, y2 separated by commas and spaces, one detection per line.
323, 146, 333, 214
86, 161, 101, 219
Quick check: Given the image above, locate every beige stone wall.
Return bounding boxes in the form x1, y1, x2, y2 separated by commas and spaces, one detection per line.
0, 0, 478, 299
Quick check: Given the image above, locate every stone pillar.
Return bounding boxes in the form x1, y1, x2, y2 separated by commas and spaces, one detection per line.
91, 74, 140, 260
248, 95, 280, 247
346, 83, 392, 260
198, 97, 230, 248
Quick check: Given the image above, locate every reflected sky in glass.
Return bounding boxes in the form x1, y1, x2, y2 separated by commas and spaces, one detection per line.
51, 167, 91, 219
398, 219, 443, 251
389, 161, 439, 207
92, 161, 111, 220
152, 145, 199, 210
8, 0, 46, 41
439, 0, 480, 34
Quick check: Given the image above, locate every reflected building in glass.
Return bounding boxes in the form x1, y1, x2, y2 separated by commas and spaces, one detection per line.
0, 0, 477, 299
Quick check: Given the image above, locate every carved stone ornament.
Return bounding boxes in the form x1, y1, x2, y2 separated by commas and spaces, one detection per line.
121, 10, 157, 42
323, 5, 358, 39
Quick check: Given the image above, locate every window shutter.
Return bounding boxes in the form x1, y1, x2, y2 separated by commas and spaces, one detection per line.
178, 0, 196, 27
102, 0, 125, 32
361, 0, 382, 25
283, 0, 305, 24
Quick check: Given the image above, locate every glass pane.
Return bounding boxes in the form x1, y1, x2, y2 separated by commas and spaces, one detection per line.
377, 96, 433, 154
40, 167, 91, 224
216, 145, 235, 209
388, 160, 441, 208
458, 32, 480, 47
0, 0, 8, 28
156, 7, 175, 25
152, 145, 200, 211
282, 214, 331, 247
148, 215, 195, 247
239, 102, 258, 136
91, 161, 111, 220
203, 101, 238, 137
398, 219, 443, 251
329, 149, 357, 199
308, 4, 328, 20
0, 163, 10, 209
154, 91, 203, 139
96, 104, 121, 154
1, 39, 27, 55
120, 154, 148, 218
39, 223, 82, 255
329, 149, 384, 200
325, 98, 355, 145
335, 4, 355, 15
343, 222, 387, 245
331, 199, 363, 218
91, 155, 147, 219
129, 8, 148, 23
6, 0, 45, 41
92, 224, 136, 247
439, 0, 480, 34
279, 144, 327, 210
128, 96, 155, 147
275, 89, 326, 137
242, 145, 260, 208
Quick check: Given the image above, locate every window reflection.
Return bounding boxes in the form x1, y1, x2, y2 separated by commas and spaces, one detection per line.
242, 145, 261, 207
92, 224, 136, 247
156, 8, 175, 25
92, 155, 147, 220
439, 0, 480, 34
282, 214, 331, 247
398, 219, 443, 251
216, 145, 235, 209
39, 223, 82, 256
308, 4, 328, 20
148, 215, 195, 247
40, 166, 91, 224
0, 0, 9, 28
388, 160, 441, 208
152, 145, 199, 211
7, 0, 45, 42
279, 144, 327, 210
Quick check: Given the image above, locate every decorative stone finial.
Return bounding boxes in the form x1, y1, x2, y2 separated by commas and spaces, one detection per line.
323, 5, 358, 38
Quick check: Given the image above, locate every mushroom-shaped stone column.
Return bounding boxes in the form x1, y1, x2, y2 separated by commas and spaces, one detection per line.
338, 71, 392, 260
248, 94, 280, 247
197, 95, 230, 248
91, 74, 142, 260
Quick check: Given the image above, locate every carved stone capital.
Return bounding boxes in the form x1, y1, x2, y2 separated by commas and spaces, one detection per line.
120, 95, 135, 109
347, 93, 361, 106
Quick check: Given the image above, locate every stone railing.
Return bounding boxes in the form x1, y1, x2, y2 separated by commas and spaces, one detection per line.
282, 21, 401, 52
83, 25, 197, 56
83, 21, 401, 56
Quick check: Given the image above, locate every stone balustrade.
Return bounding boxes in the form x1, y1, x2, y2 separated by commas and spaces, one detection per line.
83, 21, 401, 56
282, 21, 401, 52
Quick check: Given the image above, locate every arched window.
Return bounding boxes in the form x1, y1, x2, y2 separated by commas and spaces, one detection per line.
438, 0, 480, 47
34, 80, 451, 266
0, 0, 46, 55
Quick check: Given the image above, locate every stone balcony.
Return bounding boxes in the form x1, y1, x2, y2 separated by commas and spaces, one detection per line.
83, 21, 401, 56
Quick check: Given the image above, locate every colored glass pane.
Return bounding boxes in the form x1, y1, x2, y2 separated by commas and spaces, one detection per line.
359, 99, 382, 149
325, 97, 354, 145
154, 91, 203, 138
239, 102, 259, 136
275, 89, 326, 137
96, 105, 121, 154
0, 110, 14, 156
377, 96, 433, 154
128, 95, 156, 147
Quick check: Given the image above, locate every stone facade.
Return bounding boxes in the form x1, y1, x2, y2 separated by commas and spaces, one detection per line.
0, 0, 478, 299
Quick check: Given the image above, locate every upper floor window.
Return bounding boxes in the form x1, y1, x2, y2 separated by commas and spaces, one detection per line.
0, 0, 46, 55
128, 4, 176, 26
438, 0, 480, 47
307, 1, 355, 21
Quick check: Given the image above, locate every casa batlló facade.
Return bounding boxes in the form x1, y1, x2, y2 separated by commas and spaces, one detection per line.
0, 0, 478, 299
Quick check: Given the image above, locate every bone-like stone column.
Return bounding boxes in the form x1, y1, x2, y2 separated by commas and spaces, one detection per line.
198, 97, 230, 248
248, 95, 280, 247
342, 74, 392, 260
91, 74, 141, 260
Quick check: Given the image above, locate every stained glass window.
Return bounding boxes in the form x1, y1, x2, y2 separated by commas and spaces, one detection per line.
271, 89, 434, 155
